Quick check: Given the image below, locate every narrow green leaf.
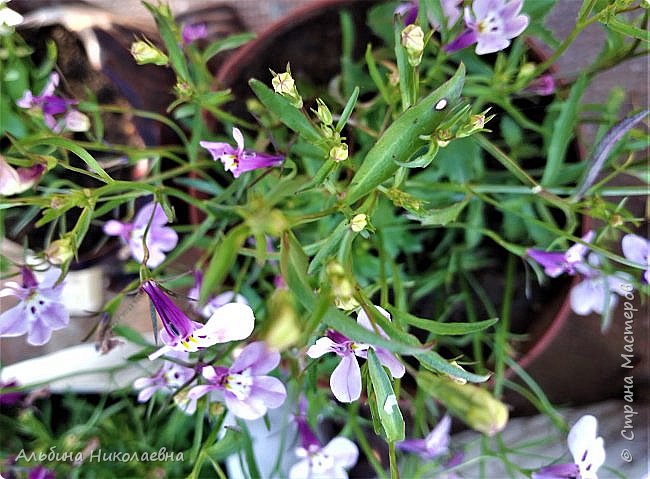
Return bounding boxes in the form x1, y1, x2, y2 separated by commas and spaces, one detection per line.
541, 74, 588, 186
113, 324, 151, 347
387, 306, 498, 335
365, 44, 391, 105
606, 16, 650, 43
199, 224, 250, 303
202, 33, 256, 63
142, 1, 190, 81
249, 79, 324, 147
336, 86, 360, 132
367, 349, 405, 442
346, 64, 465, 205
307, 219, 348, 274
415, 196, 471, 226
415, 350, 491, 383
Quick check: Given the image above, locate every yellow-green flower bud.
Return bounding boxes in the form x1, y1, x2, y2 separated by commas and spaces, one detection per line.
418, 373, 508, 436
271, 66, 303, 108
263, 287, 300, 351
349, 213, 368, 233
326, 261, 359, 311
45, 238, 74, 265
130, 40, 168, 66
329, 143, 349, 162
401, 25, 425, 67
314, 98, 333, 126
456, 109, 493, 138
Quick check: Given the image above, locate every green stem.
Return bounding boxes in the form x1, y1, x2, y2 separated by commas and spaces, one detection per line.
389, 441, 400, 479
493, 254, 515, 398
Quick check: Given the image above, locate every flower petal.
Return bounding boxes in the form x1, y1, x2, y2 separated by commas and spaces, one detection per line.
322, 437, 359, 469
307, 337, 339, 358
0, 305, 29, 337
622, 234, 649, 265
288, 459, 310, 479
568, 415, 598, 463
224, 390, 267, 420
200, 140, 237, 160
250, 376, 287, 409
375, 347, 405, 378
231, 341, 280, 375
356, 304, 391, 337
196, 302, 255, 345
330, 353, 361, 403
425, 414, 451, 457
232, 127, 245, 154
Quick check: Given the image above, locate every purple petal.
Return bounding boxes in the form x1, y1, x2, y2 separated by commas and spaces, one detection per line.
375, 347, 405, 378
187, 384, 217, 400
103, 220, 130, 238
307, 336, 340, 358
330, 353, 361, 403
356, 305, 391, 337
141, 280, 196, 342
475, 33, 511, 55
0, 306, 29, 337
181, 23, 208, 44
200, 140, 237, 160
250, 376, 287, 408
425, 415, 451, 456
621, 234, 649, 265
570, 279, 607, 316
445, 29, 478, 53
133, 202, 169, 228
224, 390, 268, 420
527, 249, 568, 278
234, 151, 284, 177
231, 341, 280, 375
532, 463, 580, 479
396, 438, 429, 457
41, 95, 69, 115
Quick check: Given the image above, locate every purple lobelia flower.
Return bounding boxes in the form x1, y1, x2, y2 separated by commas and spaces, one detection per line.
187, 270, 249, 319
397, 415, 452, 459
526, 73, 556, 96
621, 233, 649, 283
133, 350, 195, 402
142, 280, 255, 360
0, 266, 69, 345
187, 341, 287, 420
103, 201, 179, 268
200, 127, 284, 178
306, 305, 405, 403
181, 22, 208, 44
27, 465, 56, 479
0, 379, 23, 407
17, 72, 89, 133
445, 0, 528, 55
533, 415, 605, 479
527, 231, 595, 278
396, 0, 462, 29
289, 409, 359, 479
0, 156, 45, 196
569, 254, 631, 317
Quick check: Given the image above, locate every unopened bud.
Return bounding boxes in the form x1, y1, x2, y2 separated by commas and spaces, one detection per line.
314, 98, 333, 126
401, 25, 425, 67
131, 40, 168, 66
45, 238, 74, 265
418, 373, 508, 436
349, 214, 367, 233
64, 110, 90, 132
263, 288, 300, 350
271, 65, 303, 108
456, 109, 493, 138
329, 143, 349, 162
326, 261, 358, 311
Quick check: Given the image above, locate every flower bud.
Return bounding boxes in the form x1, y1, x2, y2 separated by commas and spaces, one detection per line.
271, 65, 303, 108
45, 238, 75, 265
131, 40, 169, 66
329, 143, 349, 162
401, 25, 425, 67
326, 261, 358, 311
314, 98, 333, 126
263, 287, 300, 351
456, 109, 493, 138
64, 110, 90, 132
349, 214, 367, 233
418, 373, 508, 436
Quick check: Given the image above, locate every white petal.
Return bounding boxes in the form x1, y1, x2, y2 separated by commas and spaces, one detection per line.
288, 459, 310, 479
197, 303, 255, 344
232, 127, 245, 153
322, 437, 359, 469
307, 337, 338, 358
568, 415, 598, 463
356, 304, 391, 337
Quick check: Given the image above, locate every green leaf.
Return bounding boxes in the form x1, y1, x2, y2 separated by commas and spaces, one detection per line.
346, 64, 466, 205
113, 324, 151, 347
249, 79, 324, 147
415, 350, 491, 383
541, 74, 588, 186
307, 219, 348, 274
413, 195, 471, 226
202, 33, 256, 63
205, 428, 244, 461
367, 349, 405, 442
387, 306, 498, 335
606, 16, 650, 43
199, 224, 250, 303
336, 86, 360, 132
142, 1, 190, 81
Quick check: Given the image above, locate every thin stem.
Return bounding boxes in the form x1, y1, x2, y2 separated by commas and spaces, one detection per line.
493, 254, 515, 398
389, 441, 400, 479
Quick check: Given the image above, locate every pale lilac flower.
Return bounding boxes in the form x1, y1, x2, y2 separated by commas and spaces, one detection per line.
0, 156, 45, 196
289, 413, 359, 479
396, 0, 462, 29
397, 415, 451, 459
141, 280, 255, 360
0, 267, 69, 346
187, 341, 287, 420
17, 72, 89, 133
103, 201, 178, 268
27, 466, 56, 479
187, 270, 249, 319
570, 254, 631, 316
621, 233, 649, 283
527, 231, 595, 278
182, 23, 208, 44
533, 415, 605, 479
306, 306, 405, 403
200, 127, 284, 178
445, 0, 529, 55
133, 350, 195, 403
526, 74, 556, 96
